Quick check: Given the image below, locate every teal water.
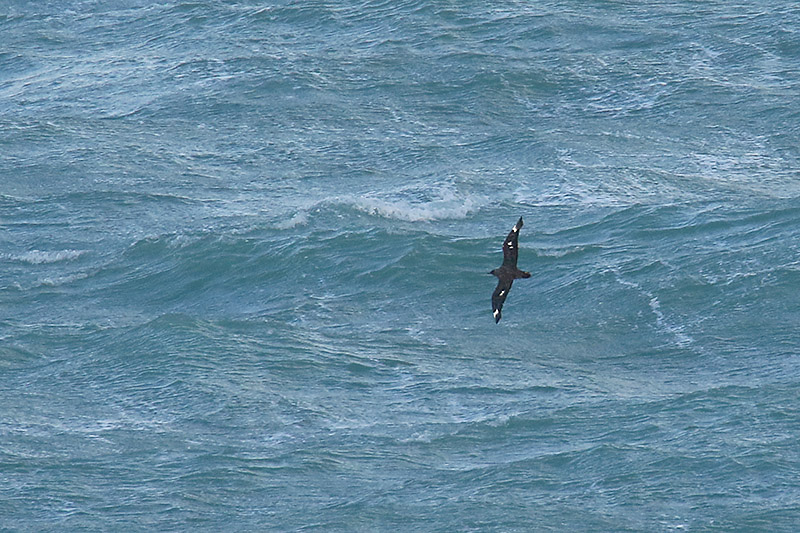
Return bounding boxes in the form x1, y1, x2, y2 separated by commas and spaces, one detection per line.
2, 1, 800, 531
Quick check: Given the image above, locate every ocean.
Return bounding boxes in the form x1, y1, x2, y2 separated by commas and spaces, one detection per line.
2, 1, 800, 530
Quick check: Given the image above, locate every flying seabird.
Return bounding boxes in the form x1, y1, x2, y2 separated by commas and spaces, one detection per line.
490, 217, 530, 323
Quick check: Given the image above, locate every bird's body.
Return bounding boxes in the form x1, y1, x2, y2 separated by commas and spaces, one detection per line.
490, 217, 530, 323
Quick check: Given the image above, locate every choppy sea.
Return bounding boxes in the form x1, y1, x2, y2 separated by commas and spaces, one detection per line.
2, 1, 800, 531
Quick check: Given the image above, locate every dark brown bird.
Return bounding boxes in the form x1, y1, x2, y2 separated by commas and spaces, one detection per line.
490, 217, 530, 323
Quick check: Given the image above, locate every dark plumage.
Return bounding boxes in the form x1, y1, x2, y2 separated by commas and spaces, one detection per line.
490, 217, 531, 323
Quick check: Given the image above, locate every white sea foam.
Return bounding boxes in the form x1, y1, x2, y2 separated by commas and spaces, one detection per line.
6, 250, 87, 264
349, 195, 477, 221
614, 270, 694, 348
337, 185, 483, 222
274, 212, 309, 229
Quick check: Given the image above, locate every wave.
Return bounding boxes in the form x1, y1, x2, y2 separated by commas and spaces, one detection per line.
3, 249, 87, 264
273, 212, 309, 230
268, 183, 487, 227
340, 192, 480, 222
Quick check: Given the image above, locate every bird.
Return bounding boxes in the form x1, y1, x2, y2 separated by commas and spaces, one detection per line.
490, 217, 530, 323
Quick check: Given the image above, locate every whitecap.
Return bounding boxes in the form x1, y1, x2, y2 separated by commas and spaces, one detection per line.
6, 250, 87, 264
337, 185, 483, 222
274, 212, 309, 229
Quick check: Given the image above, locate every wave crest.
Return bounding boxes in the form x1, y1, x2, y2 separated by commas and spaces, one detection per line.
5, 250, 87, 264
338, 184, 483, 222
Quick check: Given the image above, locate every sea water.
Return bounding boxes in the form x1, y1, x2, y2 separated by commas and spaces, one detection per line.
2, 1, 800, 531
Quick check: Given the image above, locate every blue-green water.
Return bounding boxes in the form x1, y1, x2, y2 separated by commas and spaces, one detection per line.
2, 1, 800, 530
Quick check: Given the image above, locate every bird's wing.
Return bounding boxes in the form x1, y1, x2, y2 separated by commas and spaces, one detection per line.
501, 217, 524, 268
491, 278, 514, 323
